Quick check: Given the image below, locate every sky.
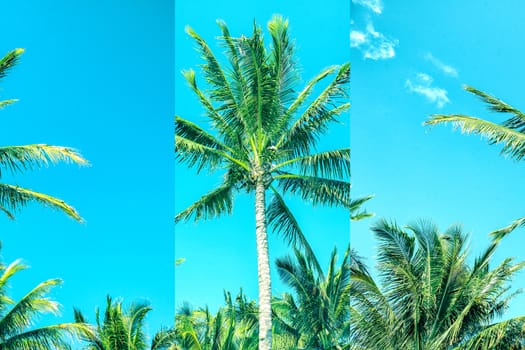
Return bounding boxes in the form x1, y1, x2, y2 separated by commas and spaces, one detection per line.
0, 0, 174, 341
350, 0, 525, 319
175, 0, 350, 311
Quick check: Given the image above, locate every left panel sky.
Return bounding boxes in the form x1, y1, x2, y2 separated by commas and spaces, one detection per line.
0, 0, 174, 332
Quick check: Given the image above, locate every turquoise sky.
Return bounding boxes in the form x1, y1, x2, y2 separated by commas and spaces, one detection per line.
175, 0, 350, 310
0, 0, 173, 339
351, 0, 525, 318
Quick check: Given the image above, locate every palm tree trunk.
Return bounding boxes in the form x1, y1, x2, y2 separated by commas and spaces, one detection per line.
255, 178, 272, 350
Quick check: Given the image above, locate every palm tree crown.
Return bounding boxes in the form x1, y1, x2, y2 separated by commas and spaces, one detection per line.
350, 219, 525, 349
0, 250, 88, 349
175, 15, 350, 349
74, 296, 176, 350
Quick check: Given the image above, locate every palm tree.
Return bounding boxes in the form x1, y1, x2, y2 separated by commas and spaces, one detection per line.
0, 48, 87, 221
74, 295, 176, 350
272, 247, 350, 350
175, 15, 350, 348
0, 249, 89, 349
350, 219, 525, 349
174, 290, 259, 350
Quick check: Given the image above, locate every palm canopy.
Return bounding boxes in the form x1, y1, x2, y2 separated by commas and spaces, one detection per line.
0, 48, 88, 221
0, 250, 89, 349
350, 219, 525, 350
174, 290, 259, 350
175, 15, 350, 270
272, 246, 350, 349
74, 295, 176, 350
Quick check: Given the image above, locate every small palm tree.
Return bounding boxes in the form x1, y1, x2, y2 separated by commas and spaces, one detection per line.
174, 290, 259, 350
175, 16, 350, 349
350, 219, 525, 349
74, 296, 176, 350
272, 247, 350, 350
0, 250, 89, 349
0, 48, 87, 221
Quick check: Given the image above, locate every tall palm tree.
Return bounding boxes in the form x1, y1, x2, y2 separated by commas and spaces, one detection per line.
74, 295, 176, 350
272, 247, 350, 350
0, 250, 89, 349
175, 15, 350, 349
0, 48, 87, 221
350, 219, 525, 349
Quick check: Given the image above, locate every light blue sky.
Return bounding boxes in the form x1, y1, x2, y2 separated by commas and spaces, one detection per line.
175, 0, 350, 310
0, 0, 173, 338
351, 0, 525, 318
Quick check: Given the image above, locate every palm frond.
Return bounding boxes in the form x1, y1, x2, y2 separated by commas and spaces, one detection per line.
266, 188, 322, 274
175, 182, 234, 223
0, 184, 82, 221
0, 99, 17, 110
489, 215, 525, 241
0, 278, 62, 339
276, 173, 350, 208
426, 114, 525, 160
0, 49, 24, 80
274, 148, 350, 179
278, 63, 350, 157
465, 85, 525, 119
0, 144, 88, 175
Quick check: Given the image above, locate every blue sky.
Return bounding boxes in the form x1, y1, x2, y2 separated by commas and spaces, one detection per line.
351, 0, 525, 318
0, 0, 173, 339
175, 0, 350, 310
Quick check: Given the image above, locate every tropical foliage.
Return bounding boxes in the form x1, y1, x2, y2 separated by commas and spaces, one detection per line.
0, 249, 88, 349
0, 48, 88, 221
74, 295, 176, 350
350, 219, 525, 350
273, 246, 350, 349
175, 15, 350, 348
174, 290, 258, 350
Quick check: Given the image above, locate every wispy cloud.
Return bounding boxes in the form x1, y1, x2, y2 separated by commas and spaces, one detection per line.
406, 73, 450, 108
350, 22, 397, 60
352, 0, 383, 14
424, 53, 458, 77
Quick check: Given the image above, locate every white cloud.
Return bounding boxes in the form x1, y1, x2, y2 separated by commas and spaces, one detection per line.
406, 73, 450, 108
350, 22, 398, 60
350, 31, 366, 47
352, 0, 383, 14
424, 53, 458, 77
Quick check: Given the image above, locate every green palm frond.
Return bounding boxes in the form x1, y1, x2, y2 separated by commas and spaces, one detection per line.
0, 278, 62, 339
0, 48, 24, 79
0, 184, 82, 221
276, 173, 349, 208
266, 187, 322, 274
426, 114, 525, 160
489, 215, 525, 241
350, 195, 374, 221
0, 254, 90, 350
278, 63, 350, 158
0, 145, 88, 175
0, 99, 17, 109
175, 182, 234, 223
